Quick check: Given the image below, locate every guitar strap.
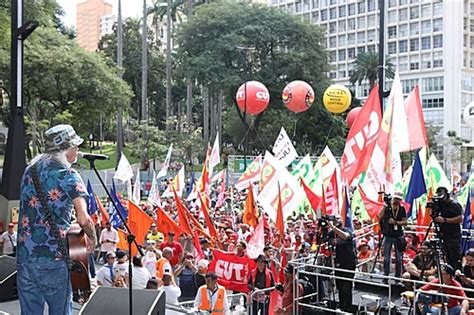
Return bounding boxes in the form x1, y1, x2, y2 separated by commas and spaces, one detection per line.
31, 163, 72, 269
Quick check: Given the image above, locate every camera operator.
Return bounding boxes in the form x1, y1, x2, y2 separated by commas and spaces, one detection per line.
376, 191, 407, 281
327, 218, 357, 313
431, 186, 462, 271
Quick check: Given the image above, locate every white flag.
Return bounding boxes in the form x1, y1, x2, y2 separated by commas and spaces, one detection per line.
390, 72, 410, 153
147, 170, 162, 207
162, 166, 185, 198
114, 153, 134, 183
132, 168, 141, 205
157, 144, 173, 179
209, 133, 220, 175
272, 127, 298, 167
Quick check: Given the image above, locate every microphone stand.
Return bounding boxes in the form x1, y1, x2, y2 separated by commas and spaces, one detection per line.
83, 157, 144, 315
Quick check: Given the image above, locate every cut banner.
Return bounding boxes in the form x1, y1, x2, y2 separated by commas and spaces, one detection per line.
208, 250, 256, 292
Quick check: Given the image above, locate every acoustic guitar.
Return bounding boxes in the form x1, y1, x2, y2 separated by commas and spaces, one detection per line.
67, 223, 91, 303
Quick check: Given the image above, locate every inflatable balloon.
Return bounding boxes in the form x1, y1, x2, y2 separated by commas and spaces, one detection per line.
346, 107, 362, 129
236, 81, 270, 115
282, 80, 315, 113
464, 101, 474, 129
323, 84, 352, 113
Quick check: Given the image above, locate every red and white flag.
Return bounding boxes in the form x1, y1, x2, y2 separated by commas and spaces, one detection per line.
404, 85, 428, 151
324, 171, 339, 215
209, 133, 220, 176
235, 155, 262, 191
340, 86, 382, 186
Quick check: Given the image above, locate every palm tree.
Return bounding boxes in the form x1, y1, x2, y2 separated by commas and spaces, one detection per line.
349, 51, 394, 90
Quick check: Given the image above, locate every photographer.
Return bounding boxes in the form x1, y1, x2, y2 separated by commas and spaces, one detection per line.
377, 191, 407, 281
431, 187, 462, 271
327, 218, 357, 313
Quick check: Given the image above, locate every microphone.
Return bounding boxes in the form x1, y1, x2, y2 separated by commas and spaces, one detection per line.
78, 152, 110, 161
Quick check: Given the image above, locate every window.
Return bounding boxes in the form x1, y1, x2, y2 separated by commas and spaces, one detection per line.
433, 19, 442, 32
330, 8, 337, 19
388, 0, 397, 8
348, 18, 356, 30
471, 20, 474, 32
329, 51, 337, 63
433, 52, 443, 68
339, 35, 347, 45
410, 61, 419, 70
357, 31, 366, 44
399, 24, 408, 37
421, 4, 431, 18
402, 78, 418, 93
410, 0, 419, 3
388, 42, 397, 54
358, 46, 365, 54
471, 36, 474, 49
367, 30, 376, 42
421, 21, 431, 34
388, 11, 397, 24
348, 3, 356, 15
339, 6, 346, 17
348, 48, 356, 59
329, 72, 336, 79
399, 8, 408, 21
357, 1, 365, 14
433, 2, 442, 16
311, 11, 319, 23
422, 98, 444, 109
421, 54, 431, 69
348, 33, 355, 45
358, 16, 366, 28
410, 22, 419, 36
421, 37, 431, 50
329, 37, 337, 48
433, 35, 443, 48
399, 40, 408, 53
410, 6, 419, 19
399, 56, 408, 71
367, 45, 376, 52
321, 9, 328, 21
329, 22, 337, 33
422, 77, 444, 92
367, 15, 376, 28
399, 0, 407, 5
410, 38, 419, 51
388, 26, 397, 39
367, 0, 376, 11
338, 49, 346, 61
339, 21, 346, 32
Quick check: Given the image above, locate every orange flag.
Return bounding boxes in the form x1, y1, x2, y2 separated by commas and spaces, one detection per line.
275, 184, 284, 237
198, 192, 219, 239
243, 184, 258, 228
95, 194, 109, 228
116, 229, 128, 251
128, 201, 154, 257
156, 207, 181, 237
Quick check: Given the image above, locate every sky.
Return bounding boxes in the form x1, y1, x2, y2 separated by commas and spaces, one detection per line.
56, 0, 144, 28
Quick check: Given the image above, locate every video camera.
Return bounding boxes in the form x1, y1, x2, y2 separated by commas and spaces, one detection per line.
427, 196, 443, 217
319, 215, 336, 229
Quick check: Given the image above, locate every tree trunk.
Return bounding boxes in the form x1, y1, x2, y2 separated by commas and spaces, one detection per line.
141, 0, 148, 121
218, 90, 223, 143
116, 0, 124, 168
186, 79, 193, 126
210, 90, 215, 142
165, 0, 172, 130
202, 85, 209, 144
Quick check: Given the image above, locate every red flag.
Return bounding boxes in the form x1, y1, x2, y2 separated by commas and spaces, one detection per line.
156, 207, 182, 237
404, 86, 428, 151
95, 194, 109, 227
243, 184, 258, 228
116, 229, 128, 251
300, 178, 322, 212
416, 203, 425, 242
198, 193, 219, 240
269, 260, 283, 315
324, 171, 339, 215
275, 184, 284, 237
279, 251, 288, 283
128, 200, 154, 257
173, 188, 193, 236
358, 185, 384, 219
208, 250, 256, 292
340, 86, 382, 185
193, 231, 204, 261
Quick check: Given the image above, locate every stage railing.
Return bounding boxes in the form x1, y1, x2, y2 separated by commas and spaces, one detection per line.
248, 286, 276, 314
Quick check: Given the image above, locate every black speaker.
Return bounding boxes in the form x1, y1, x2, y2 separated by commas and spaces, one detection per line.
0, 255, 18, 301
79, 287, 166, 314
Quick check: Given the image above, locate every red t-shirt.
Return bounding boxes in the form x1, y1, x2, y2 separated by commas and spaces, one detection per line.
160, 241, 183, 266
421, 278, 466, 309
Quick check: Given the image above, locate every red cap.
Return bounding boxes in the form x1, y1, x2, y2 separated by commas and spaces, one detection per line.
8, 223, 14, 227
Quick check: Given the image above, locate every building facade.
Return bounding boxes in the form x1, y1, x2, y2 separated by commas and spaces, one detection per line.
76, 0, 114, 52
269, 0, 474, 164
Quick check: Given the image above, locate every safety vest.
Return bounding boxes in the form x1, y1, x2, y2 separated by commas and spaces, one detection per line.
155, 257, 170, 280
198, 285, 225, 314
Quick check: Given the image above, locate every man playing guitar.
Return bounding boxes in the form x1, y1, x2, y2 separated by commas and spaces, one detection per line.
17, 124, 97, 315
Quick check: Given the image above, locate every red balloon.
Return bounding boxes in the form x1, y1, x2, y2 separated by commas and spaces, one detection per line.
236, 81, 270, 115
282, 80, 315, 113
346, 107, 362, 128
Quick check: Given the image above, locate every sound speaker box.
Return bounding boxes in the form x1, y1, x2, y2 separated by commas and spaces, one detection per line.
79, 287, 166, 315
0, 255, 18, 301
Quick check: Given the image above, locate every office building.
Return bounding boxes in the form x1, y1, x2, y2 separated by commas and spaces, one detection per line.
76, 0, 114, 52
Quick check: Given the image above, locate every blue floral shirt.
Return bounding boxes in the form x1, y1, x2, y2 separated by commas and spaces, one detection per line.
17, 158, 87, 263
